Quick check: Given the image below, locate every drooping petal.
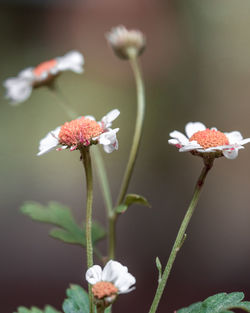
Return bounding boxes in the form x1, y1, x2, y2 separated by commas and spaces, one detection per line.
85, 265, 102, 285
101, 109, 120, 129
224, 131, 243, 144
185, 122, 206, 138
57, 51, 84, 74
114, 272, 136, 294
37, 126, 61, 156
99, 128, 119, 153
19, 67, 35, 80
101, 260, 128, 283
4, 77, 33, 105
222, 148, 239, 159
169, 131, 189, 145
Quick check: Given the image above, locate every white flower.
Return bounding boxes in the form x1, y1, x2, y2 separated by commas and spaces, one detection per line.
86, 260, 136, 297
169, 122, 250, 160
37, 109, 120, 156
107, 25, 146, 59
4, 50, 84, 105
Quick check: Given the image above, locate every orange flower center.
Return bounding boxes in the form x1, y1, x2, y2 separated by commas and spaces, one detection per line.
59, 117, 103, 148
92, 281, 118, 299
33, 59, 57, 77
189, 128, 229, 149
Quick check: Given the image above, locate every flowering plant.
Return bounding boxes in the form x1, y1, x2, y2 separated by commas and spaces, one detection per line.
4, 25, 250, 313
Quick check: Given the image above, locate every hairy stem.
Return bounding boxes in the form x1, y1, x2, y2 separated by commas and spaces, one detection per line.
148, 159, 214, 313
81, 147, 94, 313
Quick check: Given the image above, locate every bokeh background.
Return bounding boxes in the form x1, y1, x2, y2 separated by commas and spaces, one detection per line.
1, 0, 250, 312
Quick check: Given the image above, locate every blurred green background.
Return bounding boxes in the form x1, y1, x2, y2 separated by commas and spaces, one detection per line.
1, 0, 250, 312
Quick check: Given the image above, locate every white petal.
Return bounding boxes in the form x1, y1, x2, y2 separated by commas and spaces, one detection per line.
19, 67, 35, 80
57, 50, 84, 74
168, 139, 179, 145
223, 148, 239, 159
101, 109, 120, 129
179, 142, 201, 152
185, 122, 206, 138
84, 115, 96, 121
85, 265, 102, 285
224, 131, 243, 144
239, 138, 250, 145
115, 272, 136, 293
102, 260, 128, 283
4, 77, 33, 105
37, 126, 61, 156
169, 131, 189, 145
99, 128, 119, 153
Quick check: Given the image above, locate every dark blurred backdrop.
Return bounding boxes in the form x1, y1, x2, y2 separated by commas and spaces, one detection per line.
1, 1, 250, 312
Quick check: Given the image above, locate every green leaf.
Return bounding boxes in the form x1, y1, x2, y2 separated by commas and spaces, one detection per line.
176, 292, 250, 313
177, 302, 202, 313
124, 193, 151, 207
62, 285, 89, 313
155, 257, 162, 283
115, 204, 127, 214
15, 306, 61, 313
20, 202, 105, 246
114, 193, 150, 214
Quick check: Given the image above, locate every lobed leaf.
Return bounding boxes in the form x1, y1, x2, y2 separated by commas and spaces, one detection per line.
62, 285, 89, 313
20, 202, 106, 246
176, 292, 250, 313
15, 306, 60, 313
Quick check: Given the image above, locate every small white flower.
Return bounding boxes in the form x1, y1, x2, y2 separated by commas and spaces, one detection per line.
107, 25, 146, 59
86, 260, 136, 300
37, 110, 120, 156
4, 50, 84, 105
169, 122, 250, 160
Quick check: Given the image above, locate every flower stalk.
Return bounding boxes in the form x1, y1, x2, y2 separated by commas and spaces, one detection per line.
80, 147, 94, 313
148, 158, 214, 313
108, 56, 145, 260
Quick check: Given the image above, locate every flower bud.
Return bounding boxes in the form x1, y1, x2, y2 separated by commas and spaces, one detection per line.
107, 25, 146, 60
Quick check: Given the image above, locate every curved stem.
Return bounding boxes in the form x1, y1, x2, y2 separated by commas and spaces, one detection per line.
116, 57, 145, 205
148, 159, 214, 313
80, 147, 94, 313
108, 57, 145, 260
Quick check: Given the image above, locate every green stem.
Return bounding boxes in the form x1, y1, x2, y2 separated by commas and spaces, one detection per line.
80, 147, 94, 313
47, 85, 113, 259
116, 57, 145, 206
48, 83, 78, 120
108, 56, 145, 260
148, 159, 214, 313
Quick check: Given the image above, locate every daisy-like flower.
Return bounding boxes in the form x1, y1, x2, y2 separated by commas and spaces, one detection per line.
169, 122, 250, 160
4, 50, 84, 105
86, 260, 136, 308
107, 25, 146, 59
37, 109, 120, 156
